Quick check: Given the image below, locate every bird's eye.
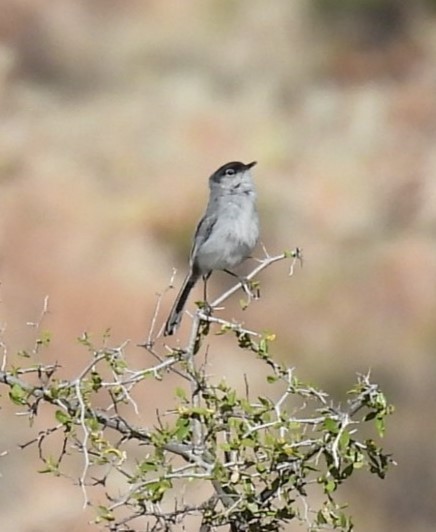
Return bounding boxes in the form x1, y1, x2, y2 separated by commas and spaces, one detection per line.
225, 168, 236, 176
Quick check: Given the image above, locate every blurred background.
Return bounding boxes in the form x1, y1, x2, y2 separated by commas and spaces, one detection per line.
0, 0, 435, 530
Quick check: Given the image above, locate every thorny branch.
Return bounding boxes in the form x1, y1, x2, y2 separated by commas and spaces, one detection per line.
0, 248, 393, 531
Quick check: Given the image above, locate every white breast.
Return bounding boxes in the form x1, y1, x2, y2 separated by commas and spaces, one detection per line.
195, 193, 259, 273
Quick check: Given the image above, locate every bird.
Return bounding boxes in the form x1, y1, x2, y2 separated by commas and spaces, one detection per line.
164, 161, 259, 336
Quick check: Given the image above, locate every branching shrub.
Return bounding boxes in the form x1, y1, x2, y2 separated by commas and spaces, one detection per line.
0, 250, 394, 531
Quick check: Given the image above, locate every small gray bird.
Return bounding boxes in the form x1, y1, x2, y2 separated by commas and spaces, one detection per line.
164, 161, 259, 336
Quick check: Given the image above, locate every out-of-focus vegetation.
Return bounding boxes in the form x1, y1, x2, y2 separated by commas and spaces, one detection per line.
0, 1, 435, 530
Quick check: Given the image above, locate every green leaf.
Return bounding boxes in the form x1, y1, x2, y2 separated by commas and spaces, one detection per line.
55, 410, 71, 426
241, 437, 257, 448
288, 420, 301, 430
239, 298, 249, 310
90, 371, 103, 392
317, 509, 328, 524
258, 396, 272, 409
138, 459, 159, 474
97, 505, 115, 522
175, 387, 187, 400
38, 456, 60, 475
339, 430, 350, 449
86, 417, 100, 432
77, 332, 92, 348
341, 463, 354, 479
284, 249, 297, 258
375, 416, 385, 438
9, 383, 27, 405
174, 418, 190, 440
147, 479, 172, 503
323, 418, 339, 433
216, 324, 231, 335
110, 358, 127, 375
324, 479, 336, 493
258, 338, 269, 355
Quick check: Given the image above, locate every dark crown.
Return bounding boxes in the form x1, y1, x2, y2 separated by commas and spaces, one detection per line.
211, 161, 256, 182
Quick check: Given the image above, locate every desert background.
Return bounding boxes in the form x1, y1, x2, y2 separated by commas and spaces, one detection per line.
0, 1, 435, 531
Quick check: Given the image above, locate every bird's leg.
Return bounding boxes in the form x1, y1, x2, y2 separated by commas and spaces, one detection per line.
202, 274, 208, 302
200, 273, 213, 316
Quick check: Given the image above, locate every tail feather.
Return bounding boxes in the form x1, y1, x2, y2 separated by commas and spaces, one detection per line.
164, 273, 199, 336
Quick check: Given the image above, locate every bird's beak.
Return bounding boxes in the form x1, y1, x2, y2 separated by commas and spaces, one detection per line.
245, 161, 257, 170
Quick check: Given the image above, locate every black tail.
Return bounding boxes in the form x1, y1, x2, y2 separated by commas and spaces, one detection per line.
164, 273, 199, 336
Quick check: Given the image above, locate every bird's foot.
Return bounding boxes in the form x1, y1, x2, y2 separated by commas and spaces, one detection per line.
239, 277, 260, 309
196, 299, 213, 316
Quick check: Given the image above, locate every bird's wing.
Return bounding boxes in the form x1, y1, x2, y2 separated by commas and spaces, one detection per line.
189, 213, 217, 267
